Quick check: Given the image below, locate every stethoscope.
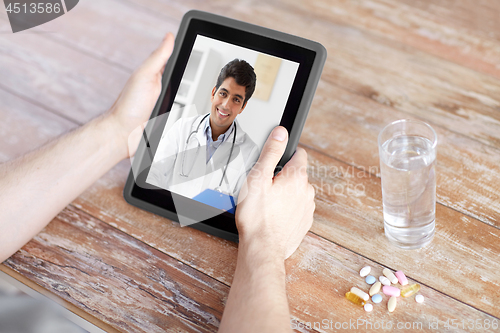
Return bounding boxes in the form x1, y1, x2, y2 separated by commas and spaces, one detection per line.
180, 114, 237, 193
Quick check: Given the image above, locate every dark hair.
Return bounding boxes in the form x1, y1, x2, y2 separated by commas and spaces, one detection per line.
215, 59, 257, 106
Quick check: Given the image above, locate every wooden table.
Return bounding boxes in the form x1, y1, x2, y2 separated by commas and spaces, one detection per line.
1, 0, 499, 332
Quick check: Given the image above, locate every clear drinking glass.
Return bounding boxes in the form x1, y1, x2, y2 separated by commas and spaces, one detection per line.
378, 119, 437, 249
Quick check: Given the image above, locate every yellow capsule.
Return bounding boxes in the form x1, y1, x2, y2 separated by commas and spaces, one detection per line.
345, 291, 366, 306
401, 283, 421, 297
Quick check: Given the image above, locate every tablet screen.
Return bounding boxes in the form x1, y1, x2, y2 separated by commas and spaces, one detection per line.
145, 34, 300, 213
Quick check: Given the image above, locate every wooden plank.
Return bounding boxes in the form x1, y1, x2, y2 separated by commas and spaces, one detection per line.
397, 0, 500, 40
304, 147, 500, 318
72, 161, 500, 325
69, 138, 500, 318
0, 89, 77, 162
28, 0, 180, 71
6, 208, 497, 333
276, 0, 500, 80
5, 188, 498, 332
301, 81, 500, 228
220, 1, 500, 149
4, 206, 228, 333
0, 265, 121, 333
0, 17, 128, 124
3, 2, 500, 145
286, 233, 499, 332
119, 0, 500, 149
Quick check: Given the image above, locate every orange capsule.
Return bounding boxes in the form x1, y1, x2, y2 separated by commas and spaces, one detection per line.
345, 291, 366, 306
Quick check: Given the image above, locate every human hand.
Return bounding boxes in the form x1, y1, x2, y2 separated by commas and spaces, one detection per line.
105, 33, 175, 158
236, 126, 315, 260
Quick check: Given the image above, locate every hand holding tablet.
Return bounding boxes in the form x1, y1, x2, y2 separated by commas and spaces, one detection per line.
236, 127, 315, 260
123, 10, 326, 241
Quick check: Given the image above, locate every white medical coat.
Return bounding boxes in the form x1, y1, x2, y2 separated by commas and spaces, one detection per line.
147, 114, 260, 202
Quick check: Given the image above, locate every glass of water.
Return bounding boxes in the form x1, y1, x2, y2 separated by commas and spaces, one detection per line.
378, 119, 437, 249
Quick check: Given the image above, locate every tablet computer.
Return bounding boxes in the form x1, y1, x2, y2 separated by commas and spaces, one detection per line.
123, 10, 326, 242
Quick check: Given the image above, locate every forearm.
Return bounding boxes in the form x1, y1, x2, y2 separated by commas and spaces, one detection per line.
219, 239, 292, 333
0, 114, 126, 262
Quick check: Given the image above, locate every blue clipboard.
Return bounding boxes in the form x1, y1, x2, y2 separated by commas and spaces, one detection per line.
191, 189, 236, 214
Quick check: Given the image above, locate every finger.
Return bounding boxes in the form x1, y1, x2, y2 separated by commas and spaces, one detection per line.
283, 147, 308, 171
302, 207, 314, 241
284, 191, 315, 260
280, 147, 308, 180
299, 201, 315, 242
301, 187, 316, 234
308, 183, 316, 202
249, 126, 288, 180
284, 219, 311, 260
142, 33, 175, 74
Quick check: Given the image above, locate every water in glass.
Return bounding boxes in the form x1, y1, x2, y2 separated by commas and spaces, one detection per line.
380, 135, 436, 249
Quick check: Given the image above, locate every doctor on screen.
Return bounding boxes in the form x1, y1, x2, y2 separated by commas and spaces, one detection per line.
147, 59, 260, 204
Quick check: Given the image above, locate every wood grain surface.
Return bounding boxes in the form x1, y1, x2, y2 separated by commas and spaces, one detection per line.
1, 0, 499, 332
302, 81, 500, 228
5, 206, 227, 333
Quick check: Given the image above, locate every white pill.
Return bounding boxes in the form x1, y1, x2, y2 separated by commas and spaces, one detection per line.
415, 294, 425, 303
383, 268, 399, 284
379, 276, 391, 286
364, 303, 373, 312
350, 287, 369, 301
359, 266, 371, 277
388, 296, 397, 312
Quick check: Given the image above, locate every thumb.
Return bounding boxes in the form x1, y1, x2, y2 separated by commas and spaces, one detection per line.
250, 126, 288, 180
142, 33, 175, 74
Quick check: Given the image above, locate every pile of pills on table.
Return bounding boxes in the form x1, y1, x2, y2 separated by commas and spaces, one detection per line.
345, 265, 424, 313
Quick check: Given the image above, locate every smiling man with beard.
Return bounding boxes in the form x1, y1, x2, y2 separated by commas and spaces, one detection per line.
148, 59, 260, 205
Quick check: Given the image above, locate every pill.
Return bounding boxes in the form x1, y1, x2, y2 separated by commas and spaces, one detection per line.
345, 291, 366, 306
395, 271, 408, 286
415, 294, 425, 303
382, 285, 401, 297
350, 287, 369, 301
383, 268, 398, 284
351, 287, 370, 301
369, 281, 382, 296
364, 303, 373, 312
401, 283, 421, 297
365, 275, 376, 285
372, 294, 382, 303
359, 266, 371, 277
379, 276, 391, 286
388, 296, 397, 312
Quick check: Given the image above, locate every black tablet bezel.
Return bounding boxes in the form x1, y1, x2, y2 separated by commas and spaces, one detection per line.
123, 10, 326, 242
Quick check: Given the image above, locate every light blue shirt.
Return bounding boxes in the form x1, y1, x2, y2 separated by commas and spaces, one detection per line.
203, 116, 235, 164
